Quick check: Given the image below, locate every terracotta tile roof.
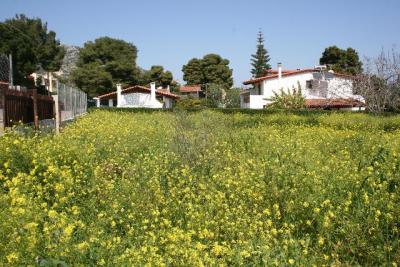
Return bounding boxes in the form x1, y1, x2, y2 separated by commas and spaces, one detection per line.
180, 85, 201, 93
243, 69, 356, 85
97, 85, 180, 100
157, 89, 170, 94
263, 69, 297, 75
305, 98, 365, 109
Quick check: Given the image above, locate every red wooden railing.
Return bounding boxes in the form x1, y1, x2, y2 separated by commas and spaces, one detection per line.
0, 82, 55, 129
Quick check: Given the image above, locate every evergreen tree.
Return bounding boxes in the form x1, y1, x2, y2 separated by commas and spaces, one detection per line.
182, 54, 233, 89
71, 37, 139, 97
0, 14, 64, 87
251, 31, 271, 78
320, 46, 363, 75
137, 65, 174, 88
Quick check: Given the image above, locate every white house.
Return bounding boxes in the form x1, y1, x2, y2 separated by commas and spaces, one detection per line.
240, 64, 365, 110
95, 82, 180, 109
30, 45, 80, 93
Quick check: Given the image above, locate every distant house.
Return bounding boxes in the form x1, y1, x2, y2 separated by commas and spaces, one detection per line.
179, 85, 202, 98
30, 45, 80, 93
95, 82, 180, 109
241, 64, 365, 110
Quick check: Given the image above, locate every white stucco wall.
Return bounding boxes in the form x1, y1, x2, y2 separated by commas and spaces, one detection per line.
263, 73, 314, 98
243, 71, 364, 109
263, 73, 358, 100
120, 92, 163, 108
249, 95, 268, 109
163, 97, 174, 108
325, 77, 360, 100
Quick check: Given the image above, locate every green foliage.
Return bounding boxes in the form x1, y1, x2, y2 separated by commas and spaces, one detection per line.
138, 65, 174, 88
320, 46, 363, 75
251, 30, 271, 78
182, 58, 203, 85
204, 84, 240, 108
268, 82, 305, 109
37, 257, 68, 267
0, 14, 64, 87
71, 63, 113, 97
71, 37, 138, 97
175, 98, 207, 109
205, 83, 225, 107
169, 80, 180, 93
182, 54, 233, 89
0, 110, 399, 265
37, 31, 65, 73
225, 88, 241, 108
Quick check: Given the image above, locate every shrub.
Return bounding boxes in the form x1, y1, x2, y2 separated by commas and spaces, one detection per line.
0, 110, 399, 266
225, 88, 241, 108
175, 98, 206, 109
267, 82, 305, 109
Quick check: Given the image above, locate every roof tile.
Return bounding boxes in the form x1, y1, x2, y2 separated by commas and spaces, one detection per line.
180, 85, 201, 93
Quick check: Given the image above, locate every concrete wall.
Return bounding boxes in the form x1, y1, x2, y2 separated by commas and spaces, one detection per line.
119, 92, 162, 108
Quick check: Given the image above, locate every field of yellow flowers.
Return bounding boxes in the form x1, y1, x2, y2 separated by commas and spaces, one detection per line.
0, 109, 399, 266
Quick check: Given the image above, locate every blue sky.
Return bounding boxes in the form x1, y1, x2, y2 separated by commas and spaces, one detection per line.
1, 0, 399, 86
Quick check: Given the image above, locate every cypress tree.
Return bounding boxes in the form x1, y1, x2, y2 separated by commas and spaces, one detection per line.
251, 31, 271, 78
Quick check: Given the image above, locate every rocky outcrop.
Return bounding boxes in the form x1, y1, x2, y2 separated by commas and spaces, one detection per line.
59, 45, 80, 79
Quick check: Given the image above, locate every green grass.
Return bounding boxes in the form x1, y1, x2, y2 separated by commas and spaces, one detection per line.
0, 109, 399, 266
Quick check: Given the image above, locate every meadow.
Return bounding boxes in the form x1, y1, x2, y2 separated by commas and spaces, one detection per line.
0, 109, 399, 266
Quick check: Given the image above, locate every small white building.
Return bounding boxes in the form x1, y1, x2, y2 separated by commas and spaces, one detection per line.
95, 82, 179, 109
240, 64, 365, 110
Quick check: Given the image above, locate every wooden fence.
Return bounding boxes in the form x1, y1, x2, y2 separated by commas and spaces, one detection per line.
0, 82, 55, 129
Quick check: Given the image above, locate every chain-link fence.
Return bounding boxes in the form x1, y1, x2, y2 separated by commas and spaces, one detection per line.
57, 83, 87, 122
0, 54, 10, 82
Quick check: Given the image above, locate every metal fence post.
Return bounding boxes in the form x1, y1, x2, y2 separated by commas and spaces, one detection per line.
32, 89, 39, 130
53, 95, 60, 134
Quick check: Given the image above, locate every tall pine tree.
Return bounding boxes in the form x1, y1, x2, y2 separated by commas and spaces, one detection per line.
251, 31, 271, 78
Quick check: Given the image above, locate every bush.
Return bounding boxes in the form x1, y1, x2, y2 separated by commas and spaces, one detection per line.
205, 84, 241, 108
175, 98, 207, 109
267, 82, 305, 109
225, 88, 241, 108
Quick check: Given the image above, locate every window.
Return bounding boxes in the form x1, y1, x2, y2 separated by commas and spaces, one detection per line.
306, 80, 313, 89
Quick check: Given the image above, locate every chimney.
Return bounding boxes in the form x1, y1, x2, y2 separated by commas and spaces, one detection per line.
167, 85, 170, 93
150, 82, 156, 101
94, 97, 100, 108
116, 83, 122, 107
277, 63, 282, 90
